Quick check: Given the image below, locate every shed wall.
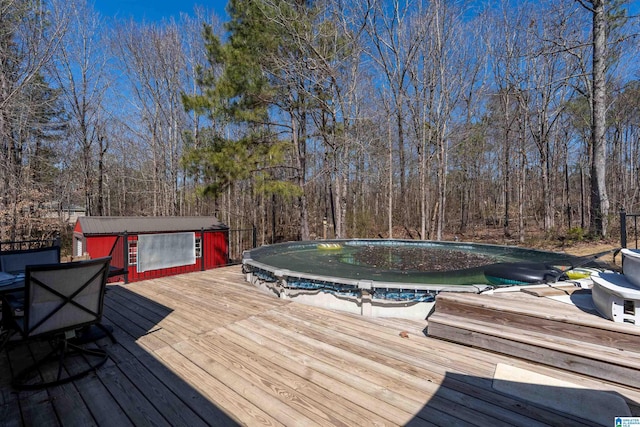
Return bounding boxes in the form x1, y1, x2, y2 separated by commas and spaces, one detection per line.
85, 235, 118, 259
204, 230, 229, 268
75, 218, 229, 283
123, 230, 228, 282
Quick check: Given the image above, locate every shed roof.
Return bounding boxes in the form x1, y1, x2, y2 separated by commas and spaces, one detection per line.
77, 216, 228, 235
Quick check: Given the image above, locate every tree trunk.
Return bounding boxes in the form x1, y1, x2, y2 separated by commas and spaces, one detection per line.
97, 133, 106, 216
388, 120, 393, 238
436, 128, 447, 241
517, 97, 527, 243
293, 110, 309, 240
590, 0, 609, 237
419, 141, 427, 239
503, 115, 510, 236
396, 105, 406, 226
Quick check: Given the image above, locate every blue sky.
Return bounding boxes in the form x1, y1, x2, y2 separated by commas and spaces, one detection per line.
94, 0, 228, 22
93, 1, 640, 26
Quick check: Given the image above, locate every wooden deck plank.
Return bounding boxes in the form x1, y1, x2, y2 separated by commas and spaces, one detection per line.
102, 302, 238, 425
428, 292, 640, 393
95, 363, 172, 427
128, 282, 242, 324
222, 322, 423, 425
102, 298, 179, 353
0, 343, 15, 391
228, 320, 513, 425
456, 291, 640, 336
0, 405, 24, 427
234, 312, 587, 426
2, 265, 639, 426
171, 339, 314, 426
123, 281, 266, 332
70, 372, 134, 427
236, 315, 516, 426
519, 284, 583, 297
433, 292, 640, 351
110, 287, 214, 337
219, 320, 419, 423
5, 341, 59, 427
136, 273, 287, 312
431, 311, 640, 369
106, 286, 178, 325
104, 343, 211, 427
39, 338, 119, 427
213, 327, 398, 427
47, 381, 99, 427
17, 391, 59, 427
190, 332, 362, 427
354, 315, 428, 337
152, 345, 278, 427
428, 312, 640, 387
97, 311, 235, 427
262, 306, 497, 379
225, 321, 576, 426
104, 289, 193, 342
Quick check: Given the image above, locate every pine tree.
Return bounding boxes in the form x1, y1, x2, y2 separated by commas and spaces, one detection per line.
182, 0, 298, 200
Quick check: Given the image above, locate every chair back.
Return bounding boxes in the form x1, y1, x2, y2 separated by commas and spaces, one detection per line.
23, 257, 111, 337
0, 246, 60, 274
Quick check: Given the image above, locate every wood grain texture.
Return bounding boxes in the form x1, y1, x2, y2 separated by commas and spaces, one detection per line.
0, 265, 638, 426
428, 292, 640, 392
434, 292, 640, 351
519, 285, 582, 297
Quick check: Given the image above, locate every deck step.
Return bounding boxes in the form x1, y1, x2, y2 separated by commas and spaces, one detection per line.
427, 293, 640, 386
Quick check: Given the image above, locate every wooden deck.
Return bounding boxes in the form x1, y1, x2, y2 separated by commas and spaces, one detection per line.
1, 266, 639, 426
428, 288, 640, 386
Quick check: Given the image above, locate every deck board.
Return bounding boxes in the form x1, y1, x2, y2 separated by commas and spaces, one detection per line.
152, 345, 275, 427
1, 265, 639, 426
428, 292, 640, 389
235, 311, 581, 426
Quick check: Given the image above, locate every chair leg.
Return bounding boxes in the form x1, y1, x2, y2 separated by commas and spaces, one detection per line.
72, 323, 117, 345
56, 339, 68, 383
0, 328, 15, 352
11, 338, 108, 390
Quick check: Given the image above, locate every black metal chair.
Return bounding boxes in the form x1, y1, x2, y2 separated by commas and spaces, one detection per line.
0, 245, 61, 274
1, 257, 113, 390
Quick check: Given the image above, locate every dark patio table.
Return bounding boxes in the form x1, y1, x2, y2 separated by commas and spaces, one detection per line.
0, 273, 24, 295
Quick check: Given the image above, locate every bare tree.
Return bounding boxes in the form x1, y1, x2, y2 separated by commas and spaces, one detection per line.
0, 0, 69, 240
365, 0, 428, 234
51, 0, 112, 216
578, 0, 610, 237
112, 18, 190, 216
525, 1, 580, 233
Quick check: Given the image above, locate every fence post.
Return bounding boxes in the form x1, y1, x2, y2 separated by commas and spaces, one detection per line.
620, 208, 627, 248
226, 229, 231, 265
252, 225, 257, 249
123, 231, 129, 284
201, 227, 205, 271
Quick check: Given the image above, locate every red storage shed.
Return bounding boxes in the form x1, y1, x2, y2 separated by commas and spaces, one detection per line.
73, 216, 229, 283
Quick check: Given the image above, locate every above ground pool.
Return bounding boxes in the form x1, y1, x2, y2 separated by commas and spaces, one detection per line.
244, 239, 588, 284
242, 240, 601, 319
